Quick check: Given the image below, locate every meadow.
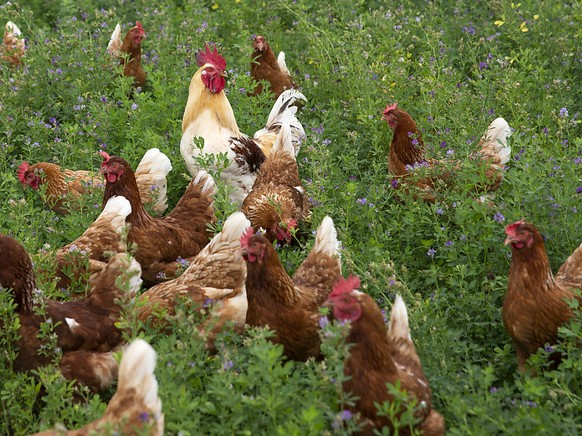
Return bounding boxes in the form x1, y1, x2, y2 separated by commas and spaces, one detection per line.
0, 0, 580, 434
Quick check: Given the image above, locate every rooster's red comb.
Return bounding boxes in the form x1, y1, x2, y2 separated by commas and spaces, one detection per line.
329, 275, 361, 299
99, 150, 111, 162
240, 226, 255, 249
196, 44, 226, 71
505, 219, 526, 236
17, 161, 30, 183
383, 102, 398, 116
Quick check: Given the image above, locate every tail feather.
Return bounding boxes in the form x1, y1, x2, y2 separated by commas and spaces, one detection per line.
255, 89, 307, 155
135, 148, 173, 215
115, 339, 162, 420
388, 295, 411, 342
107, 23, 122, 55
277, 51, 290, 75
478, 117, 512, 165
313, 216, 340, 258
99, 195, 132, 233
193, 169, 217, 195
6, 21, 22, 36
270, 122, 295, 156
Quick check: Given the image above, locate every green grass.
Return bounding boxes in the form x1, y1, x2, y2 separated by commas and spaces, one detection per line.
1, 0, 581, 434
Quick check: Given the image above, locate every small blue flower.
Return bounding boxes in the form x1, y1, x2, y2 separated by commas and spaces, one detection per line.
139, 412, 149, 422
427, 248, 436, 257
436, 208, 444, 215
494, 212, 505, 223
131, 103, 138, 110
340, 410, 352, 420
559, 107, 568, 118
223, 360, 234, 370
357, 198, 367, 206
318, 316, 329, 329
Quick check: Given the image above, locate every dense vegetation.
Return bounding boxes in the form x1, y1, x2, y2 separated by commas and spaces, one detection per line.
1, 0, 580, 434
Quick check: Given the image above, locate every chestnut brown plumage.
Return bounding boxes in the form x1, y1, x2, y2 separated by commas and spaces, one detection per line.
241, 123, 310, 244
242, 216, 341, 361
503, 220, 582, 372
107, 21, 147, 88
1, 21, 25, 66
101, 153, 216, 285
327, 276, 445, 435
382, 103, 511, 202
0, 234, 142, 391
250, 35, 297, 98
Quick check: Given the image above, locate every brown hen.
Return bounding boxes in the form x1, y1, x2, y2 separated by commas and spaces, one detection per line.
101, 153, 216, 285
241, 122, 310, 244
1, 21, 25, 66
250, 35, 297, 98
503, 220, 582, 372
107, 21, 147, 88
242, 215, 341, 361
327, 276, 444, 435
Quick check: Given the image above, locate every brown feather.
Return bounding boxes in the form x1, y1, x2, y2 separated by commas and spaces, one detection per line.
250, 35, 297, 98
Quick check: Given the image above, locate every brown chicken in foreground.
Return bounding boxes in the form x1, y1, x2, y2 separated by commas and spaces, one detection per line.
18, 148, 172, 216
503, 220, 582, 372
137, 211, 250, 338
242, 122, 310, 244
101, 152, 216, 285
242, 215, 342, 361
1, 21, 25, 66
33, 339, 163, 436
107, 21, 147, 88
382, 102, 511, 202
327, 276, 445, 435
0, 234, 142, 392
250, 35, 297, 98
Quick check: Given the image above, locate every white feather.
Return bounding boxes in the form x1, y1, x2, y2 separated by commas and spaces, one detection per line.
107, 23, 122, 55
480, 117, 512, 165
277, 51, 290, 75
312, 216, 340, 258
6, 21, 22, 36
389, 295, 412, 341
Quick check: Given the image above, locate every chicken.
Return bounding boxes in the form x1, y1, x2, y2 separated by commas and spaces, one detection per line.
33, 339, 163, 436
53, 195, 132, 291
382, 102, 511, 202
107, 21, 147, 88
250, 35, 297, 98
18, 148, 172, 216
242, 215, 342, 361
1, 21, 25, 66
180, 44, 307, 205
241, 122, 310, 244
503, 220, 582, 372
0, 233, 142, 391
101, 152, 216, 285
137, 211, 251, 337
326, 276, 445, 435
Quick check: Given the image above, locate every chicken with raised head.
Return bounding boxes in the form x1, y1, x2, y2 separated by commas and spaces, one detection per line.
250, 35, 297, 98
180, 44, 306, 205
1, 21, 25, 66
101, 152, 216, 285
241, 122, 310, 244
54, 195, 132, 290
382, 102, 511, 202
0, 234, 142, 392
18, 148, 172, 216
33, 339, 163, 436
138, 211, 250, 337
503, 220, 582, 372
242, 215, 342, 361
327, 276, 445, 435
107, 21, 147, 88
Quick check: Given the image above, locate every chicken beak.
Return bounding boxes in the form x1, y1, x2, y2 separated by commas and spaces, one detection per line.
504, 237, 513, 246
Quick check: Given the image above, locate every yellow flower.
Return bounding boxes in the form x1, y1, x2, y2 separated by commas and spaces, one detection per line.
211, 2, 219, 9
534, 14, 539, 20
494, 20, 505, 27
520, 21, 528, 32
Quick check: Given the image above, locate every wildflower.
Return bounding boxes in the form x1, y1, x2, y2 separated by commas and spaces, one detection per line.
391, 179, 399, 189
494, 212, 505, 223
223, 360, 234, 370
576, 187, 582, 194
436, 208, 444, 215
176, 256, 189, 269
318, 316, 329, 329
445, 240, 453, 247
440, 141, 447, 148
139, 412, 149, 422
156, 272, 166, 280
340, 410, 352, 420
489, 387, 498, 394
131, 103, 138, 110
321, 138, 331, 146
427, 248, 436, 257
238, 87, 246, 94
459, 234, 467, 241
544, 345, 554, 353
479, 62, 488, 70
357, 198, 367, 206
559, 107, 568, 117
446, 149, 455, 156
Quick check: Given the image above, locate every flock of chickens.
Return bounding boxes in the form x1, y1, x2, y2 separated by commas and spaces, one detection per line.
2, 19, 581, 436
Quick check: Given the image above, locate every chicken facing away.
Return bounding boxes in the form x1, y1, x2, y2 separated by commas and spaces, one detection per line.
327, 276, 445, 435
33, 339, 164, 436
0, 233, 142, 392
107, 21, 147, 88
138, 211, 251, 338
503, 220, 582, 372
1, 21, 25, 66
180, 44, 307, 205
53, 195, 132, 290
241, 122, 310, 244
250, 35, 297, 98
242, 215, 342, 361
18, 148, 172, 216
382, 102, 511, 202
101, 152, 216, 285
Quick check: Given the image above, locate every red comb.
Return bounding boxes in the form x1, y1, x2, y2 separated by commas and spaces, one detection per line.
135, 21, 144, 31
17, 161, 30, 183
287, 219, 298, 229
99, 150, 111, 162
505, 219, 525, 236
383, 102, 398, 115
329, 275, 361, 298
240, 226, 255, 249
196, 44, 226, 71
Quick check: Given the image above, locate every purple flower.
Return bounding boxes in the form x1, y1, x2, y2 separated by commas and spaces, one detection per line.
427, 248, 436, 257
544, 345, 554, 353
318, 316, 329, 329
559, 107, 568, 118
357, 198, 367, 206
436, 208, 444, 215
340, 410, 352, 420
489, 387, 498, 394
131, 103, 138, 110
139, 412, 149, 422
445, 240, 453, 247
576, 187, 582, 194
479, 62, 488, 70
223, 360, 234, 370
321, 138, 331, 146
391, 179, 399, 188
440, 141, 447, 148
494, 212, 505, 223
